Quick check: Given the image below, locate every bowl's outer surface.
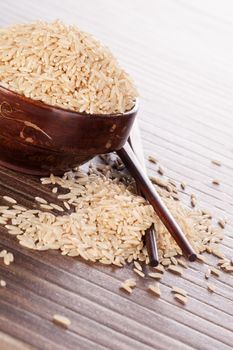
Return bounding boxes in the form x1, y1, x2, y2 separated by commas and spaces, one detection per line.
0, 87, 137, 175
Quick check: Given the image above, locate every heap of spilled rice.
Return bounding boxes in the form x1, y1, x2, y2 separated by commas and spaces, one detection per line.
0, 155, 232, 307
0, 20, 137, 114
0, 165, 224, 265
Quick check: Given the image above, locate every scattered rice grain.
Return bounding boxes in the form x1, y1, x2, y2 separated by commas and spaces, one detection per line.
167, 265, 183, 276
3, 196, 17, 204
170, 257, 178, 265
174, 293, 187, 305
153, 264, 165, 273
207, 283, 215, 293
52, 187, 58, 194
161, 258, 171, 266
177, 259, 188, 269
133, 268, 145, 278
212, 179, 220, 186
212, 249, 225, 259
217, 259, 229, 265
218, 219, 226, 229
191, 196, 196, 208
50, 203, 64, 212
148, 156, 157, 164
211, 160, 221, 166
0, 280, 6, 287
35, 197, 48, 204
224, 266, 233, 272
40, 204, 53, 210
120, 278, 136, 293
205, 268, 211, 279
196, 254, 206, 263
12, 205, 27, 211
158, 166, 164, 175
206, 246, 212, 254
133, 261, 142, 271
148, 283, 161, 297
148, 272, 163, 280
180, 182, 186, 190
53, 314, 71, 328
210, 267, 221, 277
63, 201, 71, 210
171, 286, 187, 297
0, 250, 7, 258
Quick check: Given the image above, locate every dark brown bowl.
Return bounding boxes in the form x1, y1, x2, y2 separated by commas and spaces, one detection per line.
0, 86, 138, 175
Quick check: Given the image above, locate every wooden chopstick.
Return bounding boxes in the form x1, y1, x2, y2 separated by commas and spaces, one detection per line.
117, 143, 197, 262
144, 228, 159, 267
128, 134, 159, 267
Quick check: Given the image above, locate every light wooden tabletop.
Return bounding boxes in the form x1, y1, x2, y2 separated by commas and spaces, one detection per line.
0, 1, 233, 349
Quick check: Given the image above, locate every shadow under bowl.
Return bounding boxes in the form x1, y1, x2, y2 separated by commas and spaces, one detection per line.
0, 86, 138, 175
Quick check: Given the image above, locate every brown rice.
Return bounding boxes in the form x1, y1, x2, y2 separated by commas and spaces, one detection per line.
0, 21, 137, 115
0, 163, 227, 273
148, 283, 161, 297
53, 314, 71, 328
174, 293, 187, 305
0, 280, 6, 287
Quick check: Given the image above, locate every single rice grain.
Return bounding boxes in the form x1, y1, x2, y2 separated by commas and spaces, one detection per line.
177, 259, 188, 269
207, 283, 215, 293
180, 182, 186, 190
158, 166, 164, 175
148, 272, 163, 280
0, 280, 6, 287
210, 267, 221, 277
148, 156, 157, 164
50, 203, 64, 212
133, 268, 145, 278
171, 286, 187, 297
3, 196, 17, 204
133, 261, 142, 271
53, 314, 71, 328
148, 283, 161, 297
212, 179, 220, 186
167, 265, 183, 276
211, 160, 221, 166
35, 197, 48, 204
174, 293, 187, 305
40, 204, 53, 210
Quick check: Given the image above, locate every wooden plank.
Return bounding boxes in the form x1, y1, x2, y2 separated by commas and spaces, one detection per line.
0, 331, 35, 350
0, 1, 233, 349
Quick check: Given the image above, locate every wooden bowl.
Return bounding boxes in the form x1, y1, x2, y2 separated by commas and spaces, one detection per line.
0, 86, 138, 175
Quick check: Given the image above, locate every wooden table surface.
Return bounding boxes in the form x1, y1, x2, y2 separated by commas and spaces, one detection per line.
1, 1, 233, 349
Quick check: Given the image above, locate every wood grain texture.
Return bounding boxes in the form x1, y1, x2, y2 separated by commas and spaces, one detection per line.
0, 331, 35, 350
0, 0, 233, 349
0, 86, 137, 175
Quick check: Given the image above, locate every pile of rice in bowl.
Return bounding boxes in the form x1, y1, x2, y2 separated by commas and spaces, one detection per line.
0, 20, 137, 114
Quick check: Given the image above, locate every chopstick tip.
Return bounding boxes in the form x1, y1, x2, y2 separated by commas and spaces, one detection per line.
149, 259, 159, 267
188, 253, 197, 262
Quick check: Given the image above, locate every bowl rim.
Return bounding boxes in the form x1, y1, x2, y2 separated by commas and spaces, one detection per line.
0, 85, 139, 118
